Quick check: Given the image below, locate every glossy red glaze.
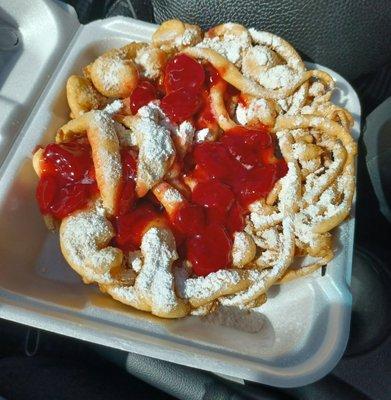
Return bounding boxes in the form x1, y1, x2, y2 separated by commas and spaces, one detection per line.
194, 66, 224, 131
192, 180, 234, 224
120, 148, 137, 181
164, 54, 205, 93
221, 125, 271, 165
161, 87, 202, 123
191, 126, 286, 207
233, 164, 278, 206
177, 125, 287, 275
36, 141, 97, 219
171, 203, 206, 236
193, 142, 238, 181
36, 56, 288, 278
226, 201, 245, 234
204, 64, 221, 87
194, 89, 218, 131
129, 80, 158, 114
114, 203, 165, 251
187, 223, 232, 276
276, 158, 289, 177
117, 148, 138, 216
36, 175, 56, 212
41, 142, 94, 182
162, 56, 214, 125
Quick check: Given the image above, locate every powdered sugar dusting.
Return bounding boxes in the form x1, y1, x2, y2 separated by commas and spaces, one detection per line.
182, 269, 243, 301
195, 128, 213, 142
247, 45, 280, 67
128, 250, 143, 273
52, 24, 357, 321
294, 212, 320, 247
219, 269, 268, 307
162, 187, 184, 204
232, 232, 248, 264
248, 29, 304, 72
220, 215, 295, 306
256, 227, 280, 250
196, 32, 250, 66
292, 142, 308, 159
134, 102, 176, 191
95, 56, 124, 91
302, 140, 344, 204
235, 98, 274, 126
91, 111, 122, 188
286, 83, 307, 115
279, 162, 300, 211
103, 99, 123, 115
60, 201, 119, 284
115, 123, 137, 147
309, 81, 326, 97
251, 212, 283, 230
135, 46, 163, 80
175, 25, 201, 47
232, 232, 254, 267
303, 171, 355, 229
172, 120, 195, 155
135, 227, 179, 314
277, 133, 301, 212
256, 65, 301, 90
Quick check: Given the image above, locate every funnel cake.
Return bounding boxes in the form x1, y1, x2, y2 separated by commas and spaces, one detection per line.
33, 20, 356, 318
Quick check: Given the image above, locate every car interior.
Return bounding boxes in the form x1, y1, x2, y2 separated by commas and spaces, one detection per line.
0, 1, 390, 399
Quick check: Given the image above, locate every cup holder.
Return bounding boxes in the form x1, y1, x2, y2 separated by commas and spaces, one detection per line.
0, 26, 20, 52
0, 23, 21, 86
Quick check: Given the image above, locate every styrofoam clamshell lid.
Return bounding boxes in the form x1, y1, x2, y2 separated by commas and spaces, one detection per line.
0, 0, 79, 168
0, 1, 361, 387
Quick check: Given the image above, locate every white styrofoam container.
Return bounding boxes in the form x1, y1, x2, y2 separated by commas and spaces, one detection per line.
0, 0, 360, 387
